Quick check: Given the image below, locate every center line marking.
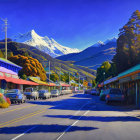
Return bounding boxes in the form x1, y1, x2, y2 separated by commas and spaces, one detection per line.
56, 110, 90, 140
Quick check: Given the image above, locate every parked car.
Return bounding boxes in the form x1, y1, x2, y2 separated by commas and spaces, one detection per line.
4, 89, 26, 104
105, 88, 125, 104
51, 90, 60, 97
61, 90, 72, 95
90, 88, 98, 95
24, 88, 39, 100
84, 89, 91, 94
38, 90, 51, 99
100, 89, 109, 101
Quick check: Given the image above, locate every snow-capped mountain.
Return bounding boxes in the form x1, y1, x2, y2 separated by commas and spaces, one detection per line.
13, 30, 80, 57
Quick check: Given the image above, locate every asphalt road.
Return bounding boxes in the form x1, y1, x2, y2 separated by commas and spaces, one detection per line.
0, 93, 140, 140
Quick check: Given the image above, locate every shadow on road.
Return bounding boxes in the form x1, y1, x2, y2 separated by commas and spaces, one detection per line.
45, 115, 140, 122
0, 124, 98, 134
27, 94, 137, 112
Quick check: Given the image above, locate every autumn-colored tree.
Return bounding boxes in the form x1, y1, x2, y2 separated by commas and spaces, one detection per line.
9, 54, 47, 81
83, 80, 88, 87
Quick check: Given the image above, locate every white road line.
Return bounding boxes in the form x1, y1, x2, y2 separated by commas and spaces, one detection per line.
11, 126, 37, 140
56, 110, 90, 140
11, 101, 92, 140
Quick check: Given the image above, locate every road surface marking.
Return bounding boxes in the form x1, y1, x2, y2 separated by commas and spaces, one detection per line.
0, 108, 47, 128
11, 126, 37, 140
0, 105, 37, 115
56, 110, 90, 140
10, 101, 91, 140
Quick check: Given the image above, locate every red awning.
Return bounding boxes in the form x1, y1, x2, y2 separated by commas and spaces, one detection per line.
0, 75, 5, 80
48, 83, 56, 86
61, 84, 70, 87
4, 77, 39, 85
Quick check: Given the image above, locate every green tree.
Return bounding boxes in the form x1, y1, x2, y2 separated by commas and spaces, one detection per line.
96, 61, 111, 83
113, 10, 140, 73
92, 80, 96, 87
50, 73, 59, 82
0, 50, 4, 58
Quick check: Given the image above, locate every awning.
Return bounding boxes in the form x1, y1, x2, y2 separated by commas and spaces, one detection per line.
28, 77, 48, 85
61, 84, 70, 87
118, 64, 140, 79
104, 76, 118, 85
48, 83, 56, 86
5, 77, 39, 85
56, 82, 70, 87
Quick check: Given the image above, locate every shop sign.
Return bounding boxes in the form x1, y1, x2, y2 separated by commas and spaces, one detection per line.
119, 76, 131, 83
0, 72, 4, 77
12, 75, 19, 79
5, 73, 11, 77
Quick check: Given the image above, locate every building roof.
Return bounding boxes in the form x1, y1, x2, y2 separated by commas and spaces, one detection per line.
28, 76, 48, 85
0, 66, 18, 75
118, 64, 140, 79
104, 76, 118, 85
0, 58, 22, 69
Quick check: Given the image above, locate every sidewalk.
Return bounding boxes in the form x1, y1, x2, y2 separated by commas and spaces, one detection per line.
120, 105, 140, 118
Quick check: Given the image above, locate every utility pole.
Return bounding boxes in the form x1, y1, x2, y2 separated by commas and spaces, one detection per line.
49, 61, 50, 92
79, 75, 80, 90
69, 72, 70, 85
2, 18, 8, 59
59, 64, 61, 94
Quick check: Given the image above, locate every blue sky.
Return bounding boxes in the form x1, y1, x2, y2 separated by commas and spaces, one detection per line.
0, 0, 140, 50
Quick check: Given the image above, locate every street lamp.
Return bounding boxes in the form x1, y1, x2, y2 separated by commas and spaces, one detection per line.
103, 72, 105, 81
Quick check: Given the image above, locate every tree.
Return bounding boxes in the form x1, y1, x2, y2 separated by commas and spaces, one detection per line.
96, 61, 111, 83
50, 73, 59, 82
9, 54, 47, 81
92, 80, 96, 87
113, 10, 140, 73
0, 50, 4, 58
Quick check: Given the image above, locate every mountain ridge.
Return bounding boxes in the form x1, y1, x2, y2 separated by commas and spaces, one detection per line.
57, 38, 117, 69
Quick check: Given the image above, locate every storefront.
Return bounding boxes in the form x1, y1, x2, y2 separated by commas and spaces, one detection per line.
0, 58, 38, 93
103, 64, 140, 108
118, 65, 140, 107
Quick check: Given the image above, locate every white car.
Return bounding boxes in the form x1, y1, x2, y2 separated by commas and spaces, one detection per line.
61, 90, 72, 95
39, 90, 51, 99
51, 90, 60, 97
24, 88, 39, 100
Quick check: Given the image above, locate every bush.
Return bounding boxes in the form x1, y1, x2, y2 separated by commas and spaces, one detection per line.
0, 93, 10, 108
0, 102, 10, 108
6, 98, 11, 105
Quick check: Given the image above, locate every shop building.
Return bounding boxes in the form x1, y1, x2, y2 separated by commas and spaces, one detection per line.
0, 58, 38, 93
103, 64, 140, 108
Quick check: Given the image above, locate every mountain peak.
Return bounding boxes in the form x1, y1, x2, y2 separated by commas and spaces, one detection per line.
13, 30, 80, 57
104, 37, 117, 44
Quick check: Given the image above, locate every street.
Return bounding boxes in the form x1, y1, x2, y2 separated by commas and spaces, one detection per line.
0, 93, 140, 140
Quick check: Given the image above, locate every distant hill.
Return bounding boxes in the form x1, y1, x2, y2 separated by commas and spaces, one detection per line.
57, 38, 117, 69
0, 41, 96, 81
12, 30, 80, 58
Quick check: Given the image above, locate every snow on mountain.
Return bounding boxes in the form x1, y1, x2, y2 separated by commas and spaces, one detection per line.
91, 37, 117, 48
13, 30, 80, 57
103, 37, 117, 44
